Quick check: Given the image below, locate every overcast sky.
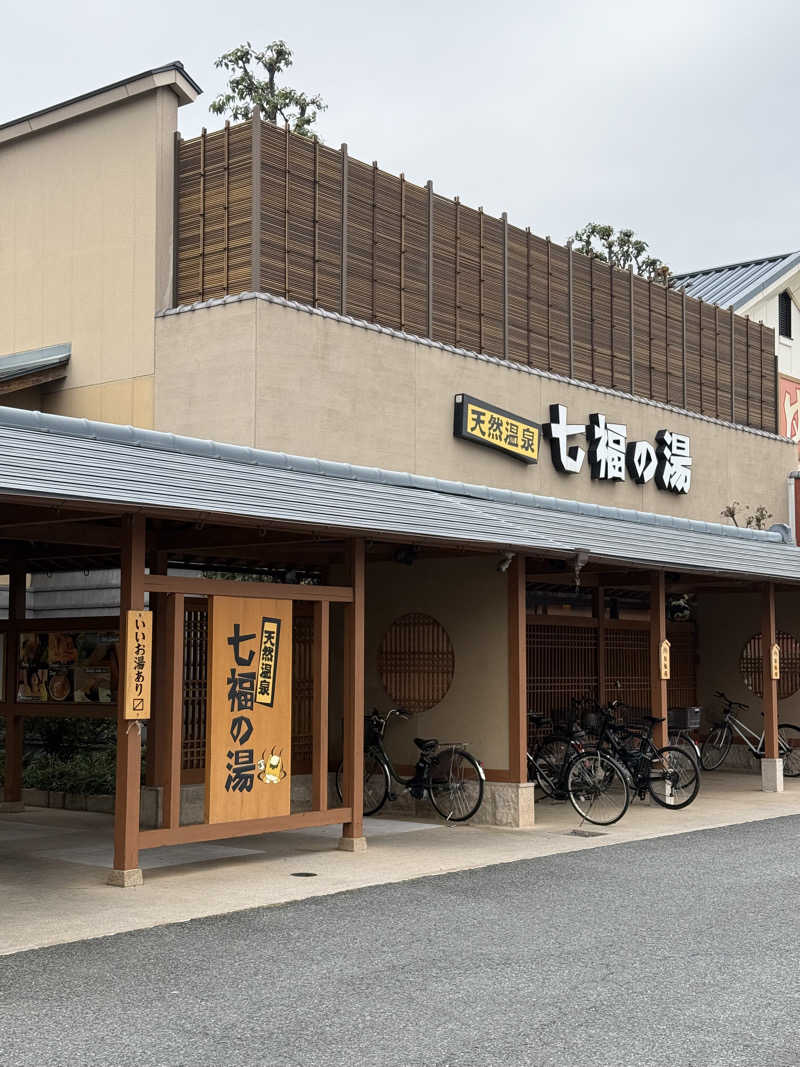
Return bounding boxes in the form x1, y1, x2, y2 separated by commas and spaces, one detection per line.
3, 0, 797, 273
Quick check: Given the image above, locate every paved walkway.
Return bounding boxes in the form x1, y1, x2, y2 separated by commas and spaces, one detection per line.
2, 772, 799, 956
2, 814, 799, 1066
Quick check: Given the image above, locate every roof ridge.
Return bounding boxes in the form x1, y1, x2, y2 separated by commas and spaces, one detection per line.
674, 250, 800, 281
0, 405, 783, 546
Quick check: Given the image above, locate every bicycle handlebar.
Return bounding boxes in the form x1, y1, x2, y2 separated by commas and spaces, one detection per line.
714, 691, 749, 710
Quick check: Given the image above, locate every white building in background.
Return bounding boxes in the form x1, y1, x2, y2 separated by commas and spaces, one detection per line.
674, 252, 800, 443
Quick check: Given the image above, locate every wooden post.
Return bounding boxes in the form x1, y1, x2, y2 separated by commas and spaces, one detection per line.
650, 571, 668, 748
1, 562, 26, 810
629, 267, 635, 394
340, 539, 365, 848
502, 211, 509, 360
762, 582, 779, 761
312, 600, 330, 812
251, 110, 262, 292
160, 593, 184, 830
507, 556, 527, 783
594, 585, 606, 707
682, 290, 688, 409
340, 143, 349, 315
109, 514, 147, 886
426, 180, 434, 338
144, 549, 168, 787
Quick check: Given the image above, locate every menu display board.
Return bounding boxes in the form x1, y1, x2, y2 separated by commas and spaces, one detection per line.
17, 631, 120, 704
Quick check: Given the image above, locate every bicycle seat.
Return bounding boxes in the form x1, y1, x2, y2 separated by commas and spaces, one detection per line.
414, 737, 438, 752
640, 715, 665, 724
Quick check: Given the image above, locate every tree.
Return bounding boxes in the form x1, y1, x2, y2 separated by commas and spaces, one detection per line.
209, 41, 326, 136
721, 501, 773, 530
569, 223, 671, 285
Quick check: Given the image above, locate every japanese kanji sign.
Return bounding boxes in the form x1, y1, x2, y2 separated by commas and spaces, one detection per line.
659, 639, 671, 681
205, 597, 293, 825
123, 610, 151, 720
453, 395, 540, 464
771, 642, 781, 681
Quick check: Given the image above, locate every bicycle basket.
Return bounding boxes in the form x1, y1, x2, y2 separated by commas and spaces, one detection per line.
667, 706, 702, 731
581, 707, 607, 737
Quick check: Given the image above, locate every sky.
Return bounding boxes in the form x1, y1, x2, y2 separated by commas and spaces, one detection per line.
2, 0, 798, 273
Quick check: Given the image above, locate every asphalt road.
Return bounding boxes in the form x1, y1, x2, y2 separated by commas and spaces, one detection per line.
2, 817, 800, 1067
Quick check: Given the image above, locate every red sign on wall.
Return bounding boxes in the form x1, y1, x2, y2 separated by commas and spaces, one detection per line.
779, 374, 800, 450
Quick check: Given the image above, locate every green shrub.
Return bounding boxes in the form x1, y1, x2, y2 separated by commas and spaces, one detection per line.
22, 750, 117, 795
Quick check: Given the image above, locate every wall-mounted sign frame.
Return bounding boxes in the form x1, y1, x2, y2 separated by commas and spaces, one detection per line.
454, 394, 540, 464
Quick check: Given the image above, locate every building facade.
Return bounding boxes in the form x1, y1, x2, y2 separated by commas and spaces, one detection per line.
2, 65, 800, 883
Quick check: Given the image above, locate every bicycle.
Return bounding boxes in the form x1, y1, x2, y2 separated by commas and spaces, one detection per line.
335, 707, 485, 822
700, 691, 800, 774
528, 697, 630, 825
667, 705, 702, 765
528, 702, 589, 799
586, 702, 700, 809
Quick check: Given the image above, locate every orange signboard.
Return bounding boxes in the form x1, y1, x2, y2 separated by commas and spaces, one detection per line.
205, 597, 293, 824
779, 374, 800, 450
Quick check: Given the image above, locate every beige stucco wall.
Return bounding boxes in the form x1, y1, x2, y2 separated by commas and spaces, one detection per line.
0, 90, 178, 427
155, 297, 795, 525
365, 556, 510, 773
696, 591, 800, 733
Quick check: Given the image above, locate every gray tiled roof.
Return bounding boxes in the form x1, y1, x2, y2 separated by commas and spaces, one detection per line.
0, 343, 70, 384
673, 251, 800, 311
0, 406, 796, 583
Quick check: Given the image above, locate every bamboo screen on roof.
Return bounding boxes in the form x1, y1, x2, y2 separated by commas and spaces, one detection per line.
175, 116, 777, 434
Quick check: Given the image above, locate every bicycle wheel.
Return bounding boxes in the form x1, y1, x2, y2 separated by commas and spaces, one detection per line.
778, 724, 800, 777
335, 750, 391, 816
427, 749, 484, 822
701, 725, 731, 771
565, 751, 630, 826
647, 746, 700, 809
530, 736, 572, 799
669, 731, 702, 765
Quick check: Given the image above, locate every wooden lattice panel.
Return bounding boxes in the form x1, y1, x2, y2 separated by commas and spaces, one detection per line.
740, 630, 800, 699
377, 613, 455, 714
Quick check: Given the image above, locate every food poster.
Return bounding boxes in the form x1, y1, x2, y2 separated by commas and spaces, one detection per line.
17, 631, 119, 704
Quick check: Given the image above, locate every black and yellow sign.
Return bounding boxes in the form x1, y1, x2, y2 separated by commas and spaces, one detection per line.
454, 394, 540, 463
255, 616, 281, 708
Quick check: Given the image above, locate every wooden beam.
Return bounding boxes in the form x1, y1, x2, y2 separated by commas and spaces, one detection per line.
312, 600, 330, 812
650, 571, 668, 748
0, 522, 121, 547
0, 366, 69, 396
762, 582, 779, 760
341, 539, 365, 842
507, 556, 527, 783
144, 574, 353, 602
110, 514, 146, 882
139, 806, 353, 849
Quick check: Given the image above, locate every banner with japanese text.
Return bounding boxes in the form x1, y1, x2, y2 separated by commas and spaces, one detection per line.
205, 597, 293, 824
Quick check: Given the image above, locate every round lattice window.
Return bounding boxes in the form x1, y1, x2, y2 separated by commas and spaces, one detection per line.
377, 613, 455, 714
739, 630, 800, 699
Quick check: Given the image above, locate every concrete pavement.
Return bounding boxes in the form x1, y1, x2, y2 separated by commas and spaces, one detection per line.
2, 772, 800, 956
2, 814, 799, 1066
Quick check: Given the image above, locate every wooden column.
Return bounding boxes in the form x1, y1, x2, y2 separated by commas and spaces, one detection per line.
1, 562, 26, 809
508, 556, 527, 783
650, 571, 668, 748
340, 539, 365, 846
312, 600, 330, 812
159, 593, 184, 830
109, 514, 146, 884
594, 585, 606, 706
762, 582, 779, 760
144, 549, 168, 787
